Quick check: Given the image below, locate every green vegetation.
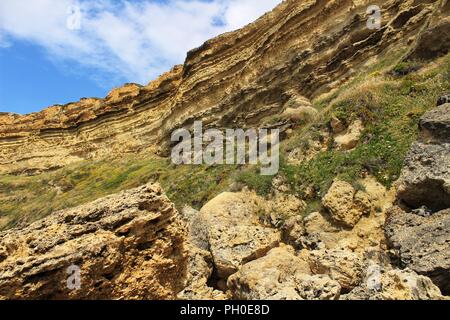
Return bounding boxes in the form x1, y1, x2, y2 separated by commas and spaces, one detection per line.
1, 53, 449, 230
236, 53, 449, 204
0, 156, 235, 230
278, 54, 449, 200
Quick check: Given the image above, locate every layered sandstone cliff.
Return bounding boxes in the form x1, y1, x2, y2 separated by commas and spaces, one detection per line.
0, 0, 449, 301
1, 0, 449, 174
1, 101, 449, 300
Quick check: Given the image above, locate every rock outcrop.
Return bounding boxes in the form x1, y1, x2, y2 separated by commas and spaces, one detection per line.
0, 183, 186, 300
396, 103, 450, 211
227, 246, 340, 300
309, 248, 364, 292
344, 268, 445, 300
385, 103, 450, 295
176, 206, 227, 300
0, 0, 449, 302
385, 207, 450, 294
334, 120, 364, 151
174, 191, 284, 299
1, 0, 448, 175
196, 192, 280, 279
437, 94, 450, 106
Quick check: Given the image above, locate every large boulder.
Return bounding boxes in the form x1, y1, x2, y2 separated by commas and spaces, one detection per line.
309, 248, 365, 292
334, 120, 364, 151
385, 206, 450, 294
419, 103, 450, 142
197, 192, 280, 279
374, 269, 444, 300
177, 206, 227, 300
0, 183, 186, 300
330, 116, 345, 134
281, 94, 317, 123
261, 192, 306, 228
227, 246, 340, 300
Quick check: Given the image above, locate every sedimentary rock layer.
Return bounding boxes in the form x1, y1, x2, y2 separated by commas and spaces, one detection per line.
1, 0, 448, 174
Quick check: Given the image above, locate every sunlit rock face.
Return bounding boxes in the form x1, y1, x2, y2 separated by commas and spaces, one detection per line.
0, 183, 187, 300
0, 0, 449, 301
1, 0, 448, 175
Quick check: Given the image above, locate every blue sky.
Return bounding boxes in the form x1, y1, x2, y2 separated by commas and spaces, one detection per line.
0, 0, 280, 114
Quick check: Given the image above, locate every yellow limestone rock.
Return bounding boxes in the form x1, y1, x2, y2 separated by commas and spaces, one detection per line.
334, 120, 364, 151
0, 183, 186, 300
322, 180, 371, 227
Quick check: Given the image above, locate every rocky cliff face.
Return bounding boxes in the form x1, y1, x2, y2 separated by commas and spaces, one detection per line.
0, 0, 449, 301
1, 0, 449, 175
0, 103, 448, 300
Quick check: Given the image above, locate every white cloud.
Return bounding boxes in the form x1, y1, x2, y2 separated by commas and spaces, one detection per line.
222, 0, 280, 30
0, 0, 281, 85
0, 33, 10, 48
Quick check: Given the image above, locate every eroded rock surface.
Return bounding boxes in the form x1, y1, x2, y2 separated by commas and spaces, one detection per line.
227, 246, 341, 300
385, 207, 450, 294
197, 192, 280, 279
177, 206, 227, 300
322, 180, 372, 227
0, 0, 449, 303
334, 120, 364, 151
344, 269, 445, 300
0, 183, 186, 300
0, 0, 447, 174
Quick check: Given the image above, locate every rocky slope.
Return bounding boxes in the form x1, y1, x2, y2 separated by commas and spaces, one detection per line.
0, 0, 449, 301
385, 101, 450, 295
0, 102, 449, 300
1, 0, 449, 175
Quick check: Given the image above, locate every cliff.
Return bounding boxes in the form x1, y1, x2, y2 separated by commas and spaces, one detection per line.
0, 0, 449, 301
1, 0, 448, 174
